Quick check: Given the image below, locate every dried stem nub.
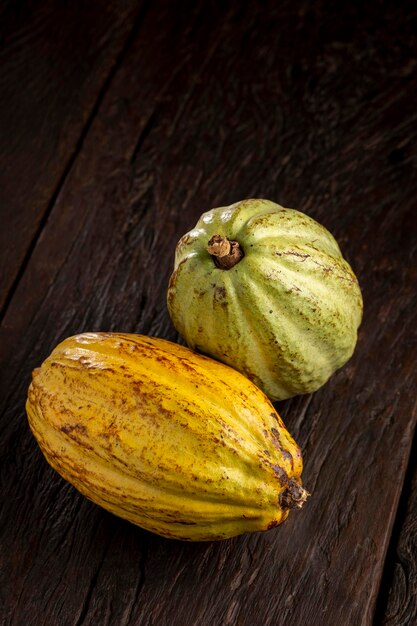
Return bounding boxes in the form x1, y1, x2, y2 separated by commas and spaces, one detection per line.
280, 479, 310, 510
207, 235, 244, 270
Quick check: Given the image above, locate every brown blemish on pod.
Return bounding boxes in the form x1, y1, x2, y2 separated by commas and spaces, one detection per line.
265, 461, 288, 487
267, 519, 279, 530
270, 427, 293, 465
60, 423, 88, 435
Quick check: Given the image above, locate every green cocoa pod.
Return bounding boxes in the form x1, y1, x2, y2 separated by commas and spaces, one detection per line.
167, 199, 363, 400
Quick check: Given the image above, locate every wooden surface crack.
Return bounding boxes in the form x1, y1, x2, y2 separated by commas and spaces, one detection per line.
130, 109, 158, 164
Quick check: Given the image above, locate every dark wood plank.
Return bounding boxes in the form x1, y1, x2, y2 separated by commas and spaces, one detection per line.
0, 0, 143, 314
379, 445, 417, 625
1, 1, 417, 625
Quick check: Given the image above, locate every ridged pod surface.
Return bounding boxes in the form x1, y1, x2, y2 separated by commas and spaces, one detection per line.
167, 199, 363, 400
26, 333, 307, 541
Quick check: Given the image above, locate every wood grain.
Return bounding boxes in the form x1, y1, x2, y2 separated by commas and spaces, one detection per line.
378, 436, 417, 625
1, 1, 417, 625
0, 0, 142, 314
384, 484, 417, 626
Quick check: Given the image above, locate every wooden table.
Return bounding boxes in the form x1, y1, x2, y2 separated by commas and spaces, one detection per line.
1, 2, 416, 624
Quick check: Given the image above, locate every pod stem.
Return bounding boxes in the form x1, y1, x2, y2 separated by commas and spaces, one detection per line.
280, 478, 310, 510
207, 235, 244, 270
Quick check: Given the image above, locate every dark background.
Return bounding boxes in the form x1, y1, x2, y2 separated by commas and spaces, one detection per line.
1, 1, 416, 624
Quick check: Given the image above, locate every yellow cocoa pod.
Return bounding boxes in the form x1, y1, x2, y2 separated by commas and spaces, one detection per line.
26, 333, 308, 541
